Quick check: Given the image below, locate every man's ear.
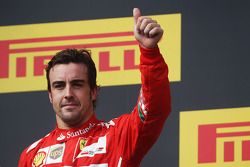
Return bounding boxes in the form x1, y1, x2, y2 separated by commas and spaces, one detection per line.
48, 91, 53, 103
91, 87, 98, 101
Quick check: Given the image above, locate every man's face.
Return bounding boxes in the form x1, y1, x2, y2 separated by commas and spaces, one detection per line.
48, 63, 97, 129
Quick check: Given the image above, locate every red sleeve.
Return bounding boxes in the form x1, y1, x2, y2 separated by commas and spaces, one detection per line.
114, 46, 171, 165
18, 149, 28, 167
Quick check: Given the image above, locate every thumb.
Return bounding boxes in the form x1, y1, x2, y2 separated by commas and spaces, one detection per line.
133, 8, 141, 24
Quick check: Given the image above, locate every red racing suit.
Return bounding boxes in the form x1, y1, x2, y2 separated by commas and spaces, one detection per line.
18, 46, 171, 167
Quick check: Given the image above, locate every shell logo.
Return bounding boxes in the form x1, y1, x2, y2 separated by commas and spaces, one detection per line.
33, 152, 46, 167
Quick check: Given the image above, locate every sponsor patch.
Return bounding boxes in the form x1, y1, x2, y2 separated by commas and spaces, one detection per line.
57, 123, 95, 142
74, 136, 107, 161
33, 151, 46, 167
49, 145, 64, 160
33, 143, 65, 166
80, 139, 88, 151
138, 88, 147, 122
46, 143, 65, 164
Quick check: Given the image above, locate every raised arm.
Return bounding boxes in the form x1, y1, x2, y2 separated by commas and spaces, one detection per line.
113, 8, 171, 166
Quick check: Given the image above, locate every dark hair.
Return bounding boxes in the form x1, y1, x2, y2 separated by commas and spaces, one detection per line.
45, 48, 98, 107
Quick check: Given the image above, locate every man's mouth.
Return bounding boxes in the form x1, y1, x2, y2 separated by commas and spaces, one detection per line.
61, 103, 79, 108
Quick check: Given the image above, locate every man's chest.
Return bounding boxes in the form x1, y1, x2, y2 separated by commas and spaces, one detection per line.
32, 134, 119, 167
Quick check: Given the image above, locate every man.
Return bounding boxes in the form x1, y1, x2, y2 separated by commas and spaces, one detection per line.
18, 8, 171, 167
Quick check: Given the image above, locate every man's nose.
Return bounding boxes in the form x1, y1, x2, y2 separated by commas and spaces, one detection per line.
64, 86, 74, 99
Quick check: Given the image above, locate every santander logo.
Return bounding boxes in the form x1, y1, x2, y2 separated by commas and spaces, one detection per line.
57, 123, 95, 141
57, 134, 66, 141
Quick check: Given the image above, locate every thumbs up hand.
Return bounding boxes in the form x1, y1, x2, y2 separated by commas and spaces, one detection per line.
133, 8, 164, 49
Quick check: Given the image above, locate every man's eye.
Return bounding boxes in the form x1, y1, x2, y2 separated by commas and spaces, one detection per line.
73, 83, 83, 88
54, 84, 64, 89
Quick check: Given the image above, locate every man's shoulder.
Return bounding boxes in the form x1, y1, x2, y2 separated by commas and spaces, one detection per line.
107, 113, 135, 127
24, 132, 53, 154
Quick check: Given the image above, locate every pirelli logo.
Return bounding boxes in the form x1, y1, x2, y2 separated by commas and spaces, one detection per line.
0, 14, 181, 93
180, 107, 250, 167
199, 122, 250, 163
